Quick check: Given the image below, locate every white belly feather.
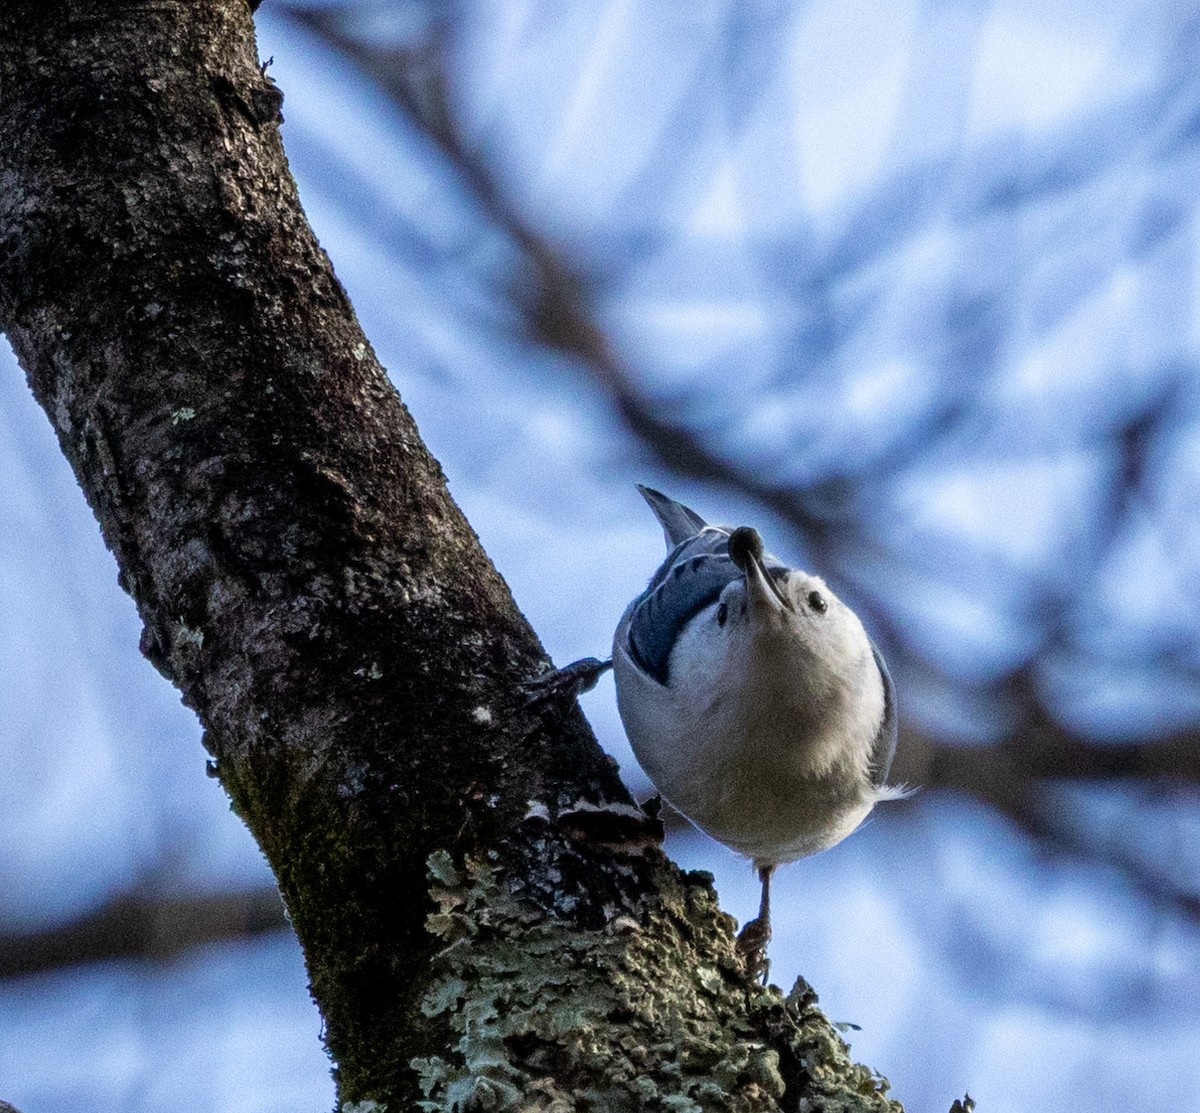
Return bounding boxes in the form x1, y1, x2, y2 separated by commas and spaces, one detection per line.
613, 600, 886, 866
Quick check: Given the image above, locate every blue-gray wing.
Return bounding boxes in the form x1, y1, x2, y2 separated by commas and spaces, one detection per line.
868, 642, 898, 786
626, 528, 738, 685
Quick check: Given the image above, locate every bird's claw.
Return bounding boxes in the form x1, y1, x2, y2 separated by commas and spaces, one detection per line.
736, 916, 772, 985
522, 657, 613, 707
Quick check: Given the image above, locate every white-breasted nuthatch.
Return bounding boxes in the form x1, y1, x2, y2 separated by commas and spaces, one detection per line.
542, 486, 904, 976
613, 487, 904, 971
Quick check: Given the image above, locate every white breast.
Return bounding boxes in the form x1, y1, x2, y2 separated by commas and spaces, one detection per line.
613, 600, 885, 866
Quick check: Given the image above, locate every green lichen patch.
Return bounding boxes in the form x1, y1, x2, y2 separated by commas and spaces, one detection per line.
412, 816, 902, 1113
749, 979, 902, 1112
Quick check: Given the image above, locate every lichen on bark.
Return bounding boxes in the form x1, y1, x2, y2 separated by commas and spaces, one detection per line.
411, 807, 902, 1113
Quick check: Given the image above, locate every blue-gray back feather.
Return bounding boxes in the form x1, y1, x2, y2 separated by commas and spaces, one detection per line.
868, 642, 898, 786
626, 488, 786, 685
627, 531, 738, 684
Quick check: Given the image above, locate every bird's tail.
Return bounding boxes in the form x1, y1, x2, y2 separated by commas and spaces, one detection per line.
637, 485, 710, 550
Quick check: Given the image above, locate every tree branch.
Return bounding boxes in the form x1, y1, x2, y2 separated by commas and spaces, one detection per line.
0, 1, 914, 1108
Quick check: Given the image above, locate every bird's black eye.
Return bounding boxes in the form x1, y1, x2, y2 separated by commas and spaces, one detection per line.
717, 601, 728, 628
806, 590, 827, 614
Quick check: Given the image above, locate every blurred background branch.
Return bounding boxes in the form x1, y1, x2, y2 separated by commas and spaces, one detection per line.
0, 888, 286, 980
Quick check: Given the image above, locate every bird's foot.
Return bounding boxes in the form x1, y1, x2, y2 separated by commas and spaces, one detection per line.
522, 657, 613, 706
736, 916, 772, 985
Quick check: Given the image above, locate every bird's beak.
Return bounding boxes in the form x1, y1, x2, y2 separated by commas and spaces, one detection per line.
727, 526, 793, 613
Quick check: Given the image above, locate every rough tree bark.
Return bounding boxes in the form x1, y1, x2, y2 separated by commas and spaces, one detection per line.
0, 2, 921, 1110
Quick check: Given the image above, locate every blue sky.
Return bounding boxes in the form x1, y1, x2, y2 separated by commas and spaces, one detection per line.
4, 3, 1200, 1111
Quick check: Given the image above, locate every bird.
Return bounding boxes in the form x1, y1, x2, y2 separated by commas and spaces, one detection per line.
538, 486, 905, 978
